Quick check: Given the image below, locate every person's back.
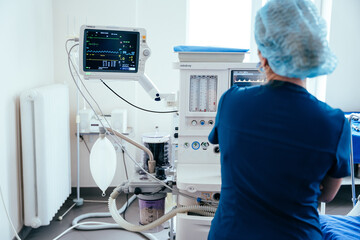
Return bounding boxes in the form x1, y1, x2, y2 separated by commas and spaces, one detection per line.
207, 0, 351, 238
208, 81, 350, 239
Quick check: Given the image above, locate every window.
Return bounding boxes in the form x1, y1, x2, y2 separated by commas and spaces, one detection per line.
188, 0, 252, 49
187, 0, 265, 62
187, 0, 332, 100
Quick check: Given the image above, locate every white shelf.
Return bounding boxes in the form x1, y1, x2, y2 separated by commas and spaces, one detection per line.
77, 127, 133, 136
341, 176, 360, 185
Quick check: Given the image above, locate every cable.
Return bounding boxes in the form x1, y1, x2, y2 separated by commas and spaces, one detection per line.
66, 40, 116, 133
66, 40, 201, 202
67, 41, 177, 193
71, 194, 136, 230
67, 43, 146, 175
66, 43, 120, 148
80, 135, 90, 153
121, 150, 129, 219
122, 149, 129, 181
66, 42, 109, 121
53, 222, 113, 240
68, 42, 151, 176
0, 186, 21, 240
53, 220, 158, 240
101, 80, 178, 114
123, 193, 129, 219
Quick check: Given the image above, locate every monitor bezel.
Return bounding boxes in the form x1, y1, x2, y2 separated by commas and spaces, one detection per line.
79, 25, 149, 80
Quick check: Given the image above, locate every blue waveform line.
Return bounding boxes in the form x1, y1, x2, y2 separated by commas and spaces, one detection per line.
87, 50, 119, 54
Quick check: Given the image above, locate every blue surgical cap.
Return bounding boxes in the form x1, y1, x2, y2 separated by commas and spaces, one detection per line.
254, 0, 337, 79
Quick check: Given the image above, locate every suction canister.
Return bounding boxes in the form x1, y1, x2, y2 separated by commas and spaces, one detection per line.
138, 193, 166, 232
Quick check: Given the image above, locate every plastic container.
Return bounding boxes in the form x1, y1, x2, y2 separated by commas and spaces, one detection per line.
79, 108, 94, 133
138, 193, 166, 232
142, 132, 171, 171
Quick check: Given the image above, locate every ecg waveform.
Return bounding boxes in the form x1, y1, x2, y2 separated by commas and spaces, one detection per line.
86, 50, 119, 54
84, 29, 138, 72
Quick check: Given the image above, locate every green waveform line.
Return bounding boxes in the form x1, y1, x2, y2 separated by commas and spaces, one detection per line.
87, 37, 119, 40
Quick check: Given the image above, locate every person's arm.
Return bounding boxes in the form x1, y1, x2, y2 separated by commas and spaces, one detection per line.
318, 175, 343, 203
318, 116, 351, 203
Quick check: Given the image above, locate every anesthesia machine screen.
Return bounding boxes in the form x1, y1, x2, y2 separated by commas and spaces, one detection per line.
231, 70, 265, 87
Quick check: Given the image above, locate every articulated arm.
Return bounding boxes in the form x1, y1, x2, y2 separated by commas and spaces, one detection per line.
138, 74, 176, 104
138, 74, 161, 101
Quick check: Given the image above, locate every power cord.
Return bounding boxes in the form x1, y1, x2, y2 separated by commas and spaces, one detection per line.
67, 43, 175, 193
79, 135, 90, 153
101, 79, 178, 114
66, 38, 214, 212
123, 193, 129, 219
0, 38, 198, 240
122, 149, 129, 219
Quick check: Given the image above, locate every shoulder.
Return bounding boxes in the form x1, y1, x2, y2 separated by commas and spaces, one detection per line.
315, 99, 345, 120
223, 85, 263, 99
310, 97, 346, 131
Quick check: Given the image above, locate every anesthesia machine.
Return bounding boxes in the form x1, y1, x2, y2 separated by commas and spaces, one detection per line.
174, 46, 265, 239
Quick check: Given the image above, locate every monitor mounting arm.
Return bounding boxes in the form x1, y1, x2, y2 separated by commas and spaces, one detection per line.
138, 74, 176, 105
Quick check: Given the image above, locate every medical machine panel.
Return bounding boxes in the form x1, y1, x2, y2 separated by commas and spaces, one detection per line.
79, 25, 150, 80
231, 70, 265, 87
83, 29, 139, 73
189, 75, 217, 113
178, 136, 220, 164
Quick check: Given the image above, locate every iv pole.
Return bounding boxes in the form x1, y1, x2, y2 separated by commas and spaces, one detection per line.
57, 54, 84, 221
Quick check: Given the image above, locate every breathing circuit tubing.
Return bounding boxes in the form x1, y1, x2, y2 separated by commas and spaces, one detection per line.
108, 184, 217, 232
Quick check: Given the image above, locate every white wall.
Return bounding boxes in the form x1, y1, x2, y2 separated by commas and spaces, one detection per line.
0, 0, 356, 238
52, 0, 186, 188
0, 0, 54, 239
135, 0, 186, 144
53, 0, 138, 190
0, 1, 185, 237
326, 0, 360, 111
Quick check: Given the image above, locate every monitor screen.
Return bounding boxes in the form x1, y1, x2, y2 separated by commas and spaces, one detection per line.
231, 70, 265, 87
83, 29, 140, 73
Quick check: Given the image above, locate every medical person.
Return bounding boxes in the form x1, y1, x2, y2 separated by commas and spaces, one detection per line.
208, 0, 351, 239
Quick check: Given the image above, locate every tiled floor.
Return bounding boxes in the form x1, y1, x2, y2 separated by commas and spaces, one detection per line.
23, 186, 358, 240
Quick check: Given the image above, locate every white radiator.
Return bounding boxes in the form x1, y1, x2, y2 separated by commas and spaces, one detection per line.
20, 84, 71, 228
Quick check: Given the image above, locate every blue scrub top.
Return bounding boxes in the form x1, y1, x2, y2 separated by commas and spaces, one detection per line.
208, 81, 351, 240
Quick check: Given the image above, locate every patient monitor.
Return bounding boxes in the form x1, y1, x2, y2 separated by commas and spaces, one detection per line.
79, 25, 150, 79
79, 25, 162, 101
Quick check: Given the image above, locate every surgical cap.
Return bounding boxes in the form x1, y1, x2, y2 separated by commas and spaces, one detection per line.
254, 0, 337, 79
